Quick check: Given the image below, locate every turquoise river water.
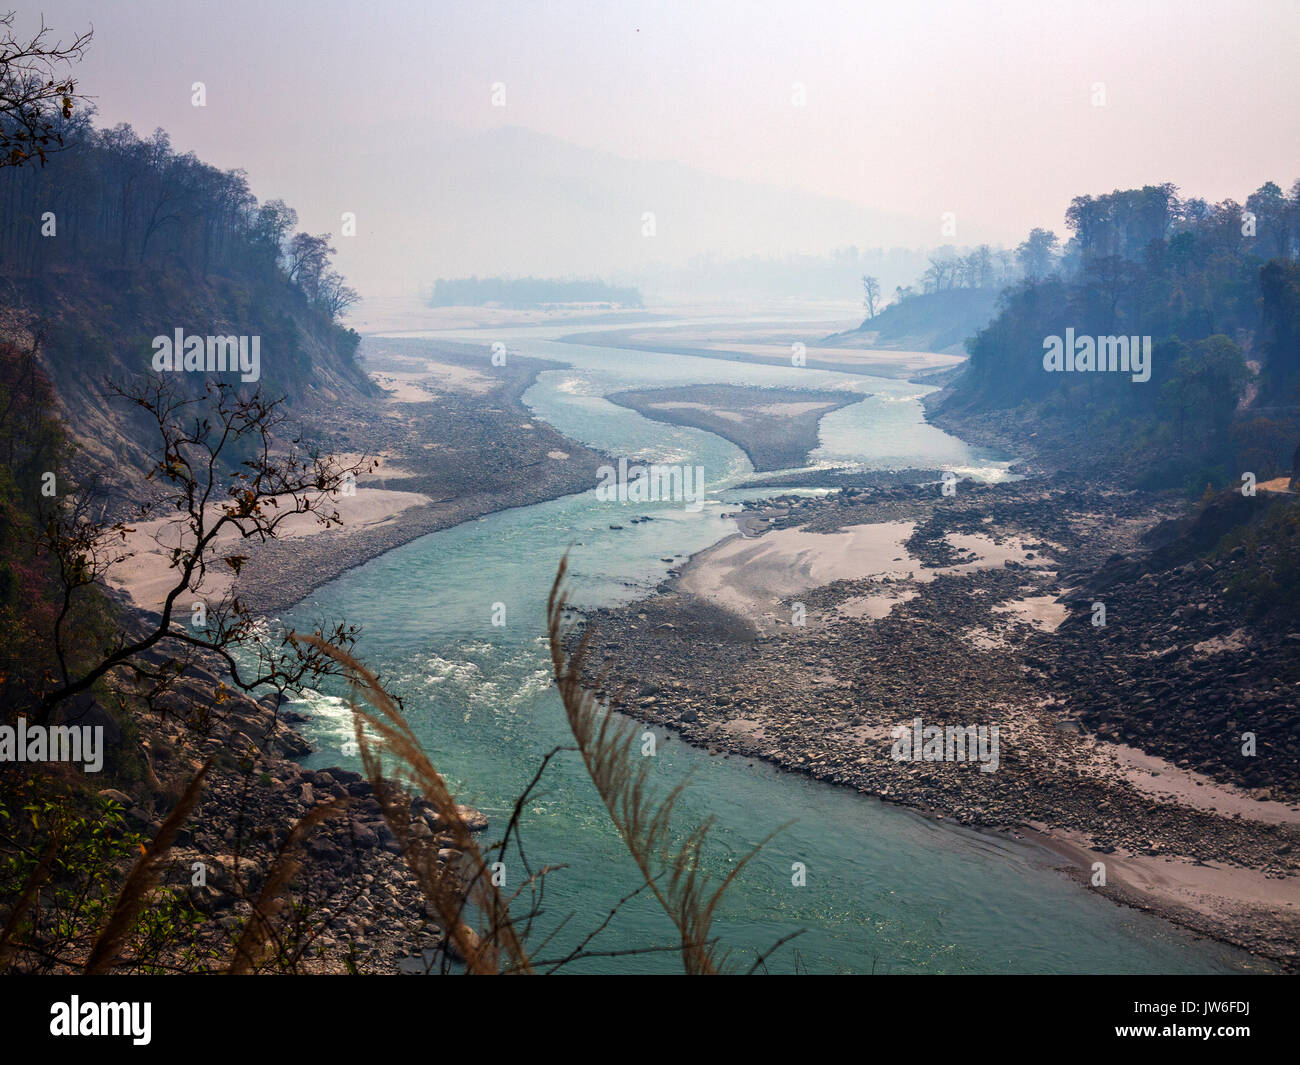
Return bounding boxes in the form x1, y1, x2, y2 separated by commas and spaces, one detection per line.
274, 320, 1268, 974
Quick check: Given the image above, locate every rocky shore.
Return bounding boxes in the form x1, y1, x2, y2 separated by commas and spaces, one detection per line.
69, 595, 490, 974
79, 335, 616, 971
571, 477, 1300, 969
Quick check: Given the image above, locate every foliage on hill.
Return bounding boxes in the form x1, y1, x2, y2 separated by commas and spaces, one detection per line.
935, 181, 1300, 492
0, 114, 378, 486
0, 339, 76, 711
1216, 495, 1300, 623
830, 286, 1002, 354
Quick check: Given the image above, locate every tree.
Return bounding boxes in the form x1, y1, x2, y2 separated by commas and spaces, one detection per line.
284, 231, 336, 303
317, 270, 360, 318
861, 274, 881, 318
1246, 182, 1290, 259
0, 12, 91, 168
922, 250, 960, 293
1016, 228, 1059, 281
34, 378, 375, 724
251, 198, 298, 266
1157, 335, 1249, 449
1259, 258, 1300, 400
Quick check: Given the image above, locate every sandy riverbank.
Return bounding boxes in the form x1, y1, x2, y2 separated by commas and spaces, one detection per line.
105, 484, 434, 614
107, 339, 612, 617
560, 320, 964, 379
608, 383, 864, 472
679, 519, 1056, 630
576, 479, 1300, 968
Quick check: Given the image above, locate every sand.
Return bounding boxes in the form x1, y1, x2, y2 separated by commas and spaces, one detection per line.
1103, 743, 1300, 826
991, 594, 1070, 632
678, 521, 918, 622
648, 401, 747, 423
369, 359, 496, 401
106, 342, 533, 615
594, 488, 1300, 965
106, 449, 431, 616
611, 384, 864, 473
1027, 825, 1299, 931
369, 371, 434, 402
679, 520, 1053, 627
106, 488, 432, 614
422, 359, 496, 395
561, 320, 965, 378
672, 513, 1300, 954
690, 341, 961, 374
837, 589, 919, 619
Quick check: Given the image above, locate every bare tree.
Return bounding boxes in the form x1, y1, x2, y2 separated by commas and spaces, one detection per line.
861, 274, 881, 318
317, 270, 360, 319
0, 11, 92, 169
36, 377, 374, 722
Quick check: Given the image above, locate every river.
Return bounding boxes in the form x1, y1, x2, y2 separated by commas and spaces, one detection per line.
275, 317, 1265, 973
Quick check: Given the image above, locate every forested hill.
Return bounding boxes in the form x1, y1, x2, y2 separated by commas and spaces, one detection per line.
931, 182, 1300, 492
0, 116, 378, 485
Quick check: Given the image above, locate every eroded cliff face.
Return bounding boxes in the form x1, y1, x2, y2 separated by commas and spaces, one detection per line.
0, 269, 378, 504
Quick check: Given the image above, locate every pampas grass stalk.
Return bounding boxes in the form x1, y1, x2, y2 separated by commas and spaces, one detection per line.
546, 554, 782, 974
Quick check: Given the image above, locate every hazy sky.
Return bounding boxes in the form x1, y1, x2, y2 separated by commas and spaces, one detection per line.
27, 1, 1300, 297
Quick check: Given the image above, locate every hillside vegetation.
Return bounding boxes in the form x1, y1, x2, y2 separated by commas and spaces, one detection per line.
932, 182, 1300, 492
0, 115, 378, 490
826, 287, 1002, 355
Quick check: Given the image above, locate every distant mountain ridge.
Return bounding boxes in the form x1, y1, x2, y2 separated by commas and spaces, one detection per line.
325, 124, 937, 296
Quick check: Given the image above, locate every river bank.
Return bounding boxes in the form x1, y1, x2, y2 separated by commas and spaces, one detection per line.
87, 336, 614, 971
17, 590, 488, 975
106, 336, 614, 616
607, 383, 865, 472
102, 323, 1296, 972
571, 477, 1300, 969
559, 321, 963, 379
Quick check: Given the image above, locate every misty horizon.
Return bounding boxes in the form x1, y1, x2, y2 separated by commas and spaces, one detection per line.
21, 0, 1300, 301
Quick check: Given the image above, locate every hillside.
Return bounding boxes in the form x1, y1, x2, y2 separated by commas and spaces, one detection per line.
824, 287, 1002, 355
0, 118, 378, 501
929, 183, 1300, 492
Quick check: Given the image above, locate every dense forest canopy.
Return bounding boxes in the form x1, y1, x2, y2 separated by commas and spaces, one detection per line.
0, 111, 358, 318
